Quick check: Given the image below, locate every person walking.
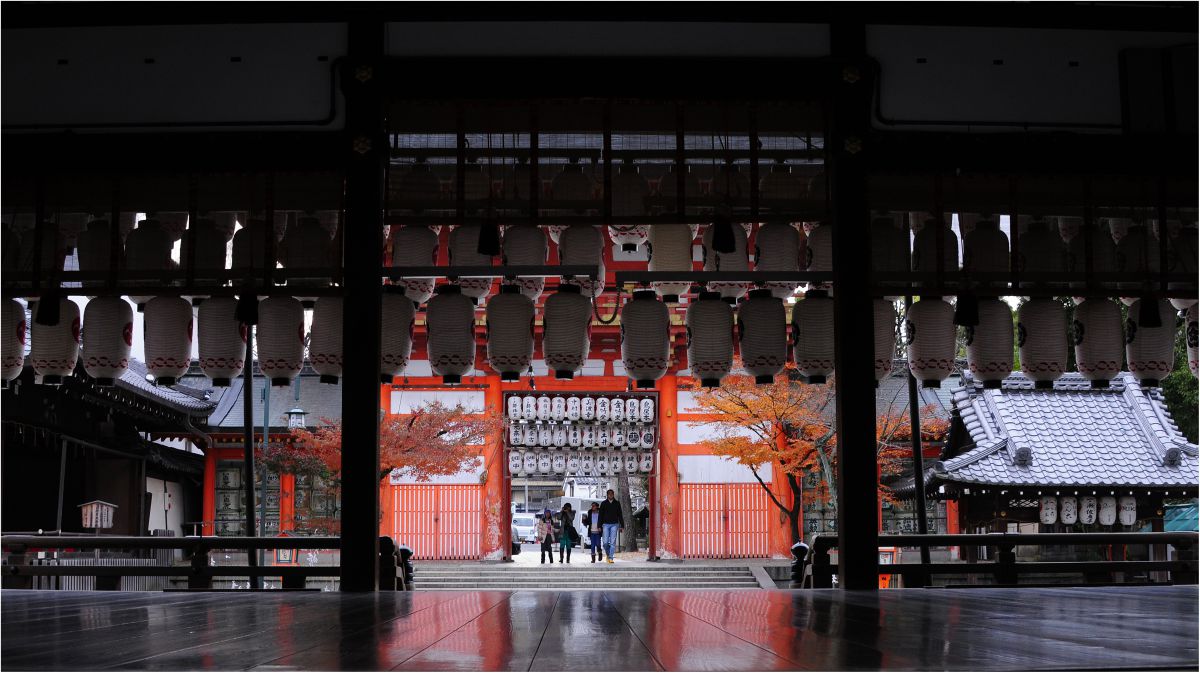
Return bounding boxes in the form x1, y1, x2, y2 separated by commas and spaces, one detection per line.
558, 503, 577, 563
537, 509, 558, 564
584, 502, 604, 562
598, 489, 624, 564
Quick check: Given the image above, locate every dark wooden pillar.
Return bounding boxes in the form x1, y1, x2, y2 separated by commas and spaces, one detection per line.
339, 15, 385, 591
829, 21, 879, 590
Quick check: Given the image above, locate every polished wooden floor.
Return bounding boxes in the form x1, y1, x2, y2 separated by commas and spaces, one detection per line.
2, 586, 1196, 671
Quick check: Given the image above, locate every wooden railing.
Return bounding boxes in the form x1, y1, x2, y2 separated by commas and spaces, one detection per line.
808, 532, 1199, 588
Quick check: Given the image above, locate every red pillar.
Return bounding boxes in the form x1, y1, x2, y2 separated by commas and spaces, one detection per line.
202, 447, 217, 536
655, 374, 682, 560
768, 425, 795, 558
280, 473, 295, 533
480, 375, 509, 560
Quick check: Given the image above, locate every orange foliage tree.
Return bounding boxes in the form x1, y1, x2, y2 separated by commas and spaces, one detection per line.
689, 372, 948, 543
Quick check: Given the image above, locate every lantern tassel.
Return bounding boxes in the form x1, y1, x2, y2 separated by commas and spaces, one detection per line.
477, 220, 501, 257
953, 290, 979, 327
1138, 294, 1161, 328
34, 287, 62, 326
711, 213, 736, 254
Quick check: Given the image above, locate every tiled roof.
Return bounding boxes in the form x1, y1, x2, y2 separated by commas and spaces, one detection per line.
186, 367, 344, 429
932, 371, 1198, 490
116, 359, 217, 416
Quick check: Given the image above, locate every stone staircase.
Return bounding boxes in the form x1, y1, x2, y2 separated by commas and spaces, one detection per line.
413, 564, 763, 590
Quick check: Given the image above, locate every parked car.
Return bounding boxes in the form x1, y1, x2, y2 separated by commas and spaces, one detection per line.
512, 513, 538, 544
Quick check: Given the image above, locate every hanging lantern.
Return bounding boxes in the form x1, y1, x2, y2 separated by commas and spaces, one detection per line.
609, 161, 649, 251
873, 299, 896, 384
647, 223, 698, 302
508, 451, 523, 475
456, 162, 492, 203
626, 426, 641, 450
1059, 496, 1078, 525
257, 296, 305, 386
595, 453, 609, 474
791, 290, 834, 384
609, 397, 624, 422
536, 452, 552, 474
658, 164, 700, 213
552, 426, 567, 448
686, 292, 734, 387
567, 396, 581, 420
231, 219, 276, 276
278, 216, 335, 305
507, 395, 522, 418
501, 224, 548, 301
142, 296, 192, 386
180, 218, 229, 286
581, 397, 595, 420
552, 453, 567, 473
911, 215, 960, 278
426, 284, 477, 385
522, 395, 536, 420
596, 426, 610, 448
307, 297, 343, 384
759, 160, 806, 202
76, 219, 113, 292
545, 224, 568, 245
523, 426, 537, 447
1118, 496, 1137, 526
124, 219, 175, 310
30, 298, 80, 384
567, 454, 582, 473
1079, 496, 1098, 525
1098, 496, 1117, 526
1018, 216, 1066, 293
1113, 220, 1159, 304
803, 222, 832, 292
551, 160, 596, 210
702, 221, 750, 301
2, 298, 28, 384
1062, 218, 1118, 304
624, 454, 639, 474
448, 224, 495, 303
611, 425, 625, 447
1126, 298, 1175, 387
196, 297, 244, 387
542, 284, 592, 380
1186, 304, 1198, 379
621, 290, 670, 388
639, 452, 655, 473
740, 289, 787, 385
381, 292, 415, 384
603, 450, 618, 475
15, 219, 68, 282
508, 423, 521, 445
712, 163, 750, 203
962, 216, 1009, 285
871, 216, 908, 299
581, 426, 595, 448
1160, 222, 1198, 310
388, 224, 440, 306
538, 426, 553, 447
536, 395, 550, 421
754, 221, 802, 299
551, 395, 566, 421
625, 398, 640, 422
523, 452, 538, 474
905, 298, 956, 388
580, 453, 596, 473
558, 224, 606, 298
1017, 298, 1067, 389
1072, 298, 1124, 387
392, 160, 444, 208
640, 398, 655, 423
641, 426, 655, 446
965, 299, 1014, 389
595, 397, 610, 421
485, 285, 535, 382
1039, 496, 1058, 525
568, 426, 582, 448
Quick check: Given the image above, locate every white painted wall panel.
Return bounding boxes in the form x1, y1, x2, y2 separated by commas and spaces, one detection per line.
678, 454, 771, 484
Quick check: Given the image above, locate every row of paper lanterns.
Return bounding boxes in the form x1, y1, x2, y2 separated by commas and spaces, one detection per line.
505, 395, 655, 423
1039, 495, 1137, 527
507, 449, 655, 477
508, 423, 656, 450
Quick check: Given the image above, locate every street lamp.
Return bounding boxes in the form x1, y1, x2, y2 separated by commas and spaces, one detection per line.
287, 406, 308, 430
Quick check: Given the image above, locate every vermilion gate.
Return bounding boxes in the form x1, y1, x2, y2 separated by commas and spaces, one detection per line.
680, 484, 770, 558
386, 484, 482, 560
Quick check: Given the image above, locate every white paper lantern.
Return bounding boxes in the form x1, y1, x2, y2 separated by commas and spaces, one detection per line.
873, 299, 896, 384
1018, 217, 1066, 291
610, 396, 625, 422
279, 216, 334, 303
905, 298, 956, 387
581, 396, 595, 420
567, 454, 582, 473
180, 218, 229, 286
595, 453, 609, 474
1098, 496, 1117, 526
596, 427, 610, 448
1125, 298, 1175, 387
1059, 496, 1078, 525
611, 425, 625, 447
624, 454, 639, 474
1161, 223, 1198, 310
702, 221, 750, 301
911, 216, 959, 278
257, 296, 305, 386
559, 224, 606, 299
1079, 496, 1098, 525
759, 161, 806, 202
962, 216, 1009, 282
231, 219, 277, 276
740, 289, 787, 385
29, 298, 80, 384
2, 299, 28, 383
647, 223, 698, 302
581, 426, 596, 448
658, 165, 700, 213
523, 426, 537, 447
639, 452, 655, 473
304, 297, 342, 384
581, 453, 596, 473
567, 396, 581, 421
1113, 222, 1159, 303
595, 397, 610, 421
626, 426, 641, 449
381, 292, 416, 383
1039, 496, 1058, 525
640, 426, 655, 447
80, 296, 133, 386
568, 426, 582, 448
142, 296, 192, 386
754, 221, 803, 299
1186, 304, 1198, 379
196, 297, 244, 387
508, 423, 522, 445
542, 284, 592, 380
522, 395, 537, 420
608, 451, 623, 475
552, 426, 567, 448
640, 397, 654, 423
803, 223, 832, 292
536, 395, 550, 421
537, 452, 553, 474
621, 290, 671, 388
448, 224, 495, 302
791, 290, 834, 384
546, 224, 568, 245
1071, 298, 1124, 387
1018, 298, 1067, 388
552, 454, 567, 473
124, 219, 175, 310
389, 224, 440, 306
501, 224, 548, 301
508, 451, 523, 475
426, 284, 478, 384
550, 395, 566, 421
1118, 496, 1137, 526
76, 219, 113, 292
625, 398, 640, 422
871, 216, 909, 299
523, 452, 538, 474
1063, 219, 1119, 304
485, 286, 535, 382
965, 299, 1013, 389
539, 427, 553, 447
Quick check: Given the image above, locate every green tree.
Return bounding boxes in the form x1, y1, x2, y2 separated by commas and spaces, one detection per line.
1161, 319, 1198, 443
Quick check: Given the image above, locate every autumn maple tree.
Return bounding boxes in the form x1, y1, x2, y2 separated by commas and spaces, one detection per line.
688, 369, 948, 544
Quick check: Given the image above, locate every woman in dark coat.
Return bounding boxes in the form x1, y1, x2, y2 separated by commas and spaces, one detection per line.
537, 509, 558, 564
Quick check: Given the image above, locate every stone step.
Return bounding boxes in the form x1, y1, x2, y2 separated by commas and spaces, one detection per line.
417, 569, 754, 576
415, 583, 761, 590
418, 575, 756, 583
417, 567, 753, 574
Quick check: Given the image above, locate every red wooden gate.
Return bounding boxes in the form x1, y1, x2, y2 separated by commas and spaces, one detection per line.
387, 484, 482, 560
680, 484, 770, 558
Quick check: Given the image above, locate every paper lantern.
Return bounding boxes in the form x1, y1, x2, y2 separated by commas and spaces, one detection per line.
962, 216, 1009, 283
426, 284, 478, 384
580, 453, 595, 473
542, 284, 592, 380
523, 426, 537, 447
1079, 496, 1098, 525
1039, 496, 1058, 525
180, 218, 229, 286
279, 216, 335, 303
485, 286, 535, 382
389, 224, 440, 306
611, 425, 626, 448
871, 216, 909, 299
639, 452, 655, 473
625, 398, 640, 423
567, 396, 581, 421
508, 451, 523, 475
754, 221, 803, 299
658, 164, 700, 213
76, 219, 113, 292
1125, 298, 1175, 387
14, 220, 68, 280
647, 223, 698, 302
546, 224, 568, 245
964, 299, 1013, 389
581, 426, 595, 448
621, 290, 670, 388
596, 426, 610, 448
257, 296, 305, 386
508, 423, 522, 445
551, 161, 595, 208
873, 299, 897, 384
523, 452, 538, 474
558, 224, 606, 298
595, 453, 609, 474
522, 395, 536, 420
1062, 218, 1118, 303
1113, 221, 1159, 303
702, 221, 750, 301
381, 292, 415, 384
2, 299, 28, 383
1059, 496, 1078, 525
538, 427, 552, 447
551, 395, 565, 421
1098, 496, 1117, 526
610, 396, 625, 421
804, 222, 832, 292
568, 426, 582, 448
595, 397, 610, 421
685, 292, 733, 387
905, 298, 956, 387
1017, 298, 1067, 388
911, 216, 960, 277
581, 396, 595, 420
1186, 305, 1198, 379
740, 289, 787, 385
608, 224, 649, 254
536, 395, 550, 421
307, 297, 343, 384
759, 161, 806, 202
640, 398, 654, 423
392, 161, 443, 207
29, 298, 79, 384
1072, 298, 1124, 387
507, 395, 522, 418
1118, 496, 1137, 526
1161, 223, 1198, 310
196, 297, 244, 387
624, 454, 639, 474
552, 454, 567, 473
231, 219, 277, 275
142, 296, 192, 386
640, 426, 655, 447
536, 452, 552, 474
712, 164, 750, 202
791, 290, 834, 384
124, 219, 175, 310
456, 163, 492, 203
501, 224, 548, 301
552, 426, 567, 448
448, 224, 495, 302
1017, 216, 1066, 293
609, 162, 650, 248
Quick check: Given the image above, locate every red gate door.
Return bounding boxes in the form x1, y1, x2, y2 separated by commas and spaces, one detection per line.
681, 484, 769, 559
389, 484, 482, 560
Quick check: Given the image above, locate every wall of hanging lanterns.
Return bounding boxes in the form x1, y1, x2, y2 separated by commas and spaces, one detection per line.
504, 392, 657, 479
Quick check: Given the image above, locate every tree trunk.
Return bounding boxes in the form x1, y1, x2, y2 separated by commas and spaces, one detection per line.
617, 473, 637, 553
786, 474, 804, 545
